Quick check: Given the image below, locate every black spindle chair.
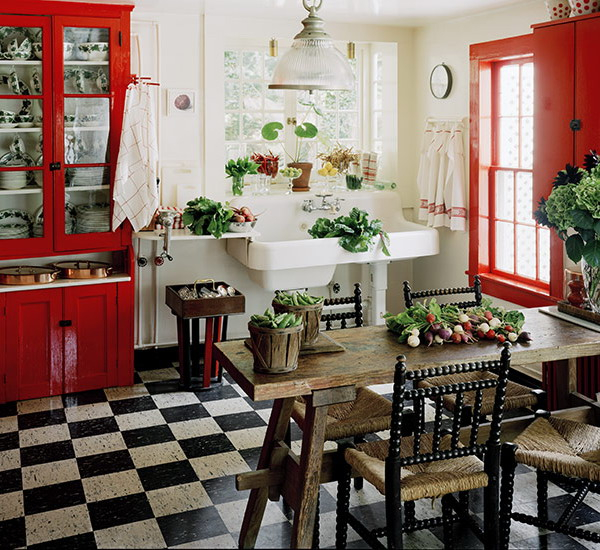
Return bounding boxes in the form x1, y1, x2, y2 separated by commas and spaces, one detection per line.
336, 344, 512, 550
500, 405, 600, 548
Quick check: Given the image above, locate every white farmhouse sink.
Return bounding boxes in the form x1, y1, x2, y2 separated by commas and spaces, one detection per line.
226, 190, 439, 291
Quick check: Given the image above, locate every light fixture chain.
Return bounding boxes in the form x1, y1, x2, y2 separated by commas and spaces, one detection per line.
302, 0, 323, 13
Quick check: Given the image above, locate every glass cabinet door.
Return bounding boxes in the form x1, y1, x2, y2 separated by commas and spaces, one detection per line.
0, 19, 52, 254
56, 19, 121, 250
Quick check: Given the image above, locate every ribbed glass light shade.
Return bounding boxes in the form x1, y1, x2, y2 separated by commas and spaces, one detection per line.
269, 37, 354, 91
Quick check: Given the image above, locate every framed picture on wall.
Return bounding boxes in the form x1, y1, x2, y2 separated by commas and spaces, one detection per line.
167, 89, 196, 115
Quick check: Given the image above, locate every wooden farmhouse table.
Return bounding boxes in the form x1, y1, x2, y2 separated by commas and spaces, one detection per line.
213, 308, 600, 549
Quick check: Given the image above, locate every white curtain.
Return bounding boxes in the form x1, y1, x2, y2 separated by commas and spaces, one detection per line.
417, 120, 467, 231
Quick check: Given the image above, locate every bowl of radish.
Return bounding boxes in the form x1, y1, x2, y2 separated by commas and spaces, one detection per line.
229, 206, 257, 232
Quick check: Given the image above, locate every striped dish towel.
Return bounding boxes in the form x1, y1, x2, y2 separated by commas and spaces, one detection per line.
362, 152, 379, 184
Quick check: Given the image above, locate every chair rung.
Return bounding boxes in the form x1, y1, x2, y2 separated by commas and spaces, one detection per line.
512, 512, 600, 543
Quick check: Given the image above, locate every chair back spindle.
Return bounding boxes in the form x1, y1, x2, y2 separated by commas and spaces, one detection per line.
403, 275, 482, 309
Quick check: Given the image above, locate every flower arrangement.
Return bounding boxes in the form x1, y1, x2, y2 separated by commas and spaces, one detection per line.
317, 144, 360, 175
534, 152, 600, 267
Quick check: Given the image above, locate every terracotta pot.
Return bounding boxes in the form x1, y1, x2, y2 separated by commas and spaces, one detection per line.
288, 162, 312, 192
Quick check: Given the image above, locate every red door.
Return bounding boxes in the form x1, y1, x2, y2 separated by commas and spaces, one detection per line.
0, 293, 6, 403
5, 289, 63, 401
63, 283, 117, 393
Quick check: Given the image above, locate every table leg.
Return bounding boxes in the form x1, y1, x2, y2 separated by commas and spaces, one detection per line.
191, 318, 200, 380
290, 396, 329, 549
239, 397, 295, 549
552, 358, 578, 410
202, 318, 214, 389
212, 316, 222, 379
177, 317, 191, 389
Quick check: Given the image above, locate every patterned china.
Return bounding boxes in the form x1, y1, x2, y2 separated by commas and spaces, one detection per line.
32, 42, 42, 59
96, 69, 109, 93
77, 42, 109, 61
63, 42, 74, 60
0, 171, 28, 190
64, 114, 76, 127
0, 74, 31, 97
7, 37, 32, 60
0, 110, 16, 127
30, 69, 42, 94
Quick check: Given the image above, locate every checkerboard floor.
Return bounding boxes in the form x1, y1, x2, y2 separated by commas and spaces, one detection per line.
0, 360, 599, 549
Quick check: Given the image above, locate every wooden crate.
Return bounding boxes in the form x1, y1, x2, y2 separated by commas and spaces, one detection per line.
166, 282, 245, 318
557, 300, 600, 326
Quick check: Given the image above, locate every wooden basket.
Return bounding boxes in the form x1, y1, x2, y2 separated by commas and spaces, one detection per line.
272, 301, 323, 347
248, 322, 303, 374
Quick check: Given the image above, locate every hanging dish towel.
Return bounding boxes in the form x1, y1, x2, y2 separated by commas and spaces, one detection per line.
417, 119, 466, 231
112, 82, 158, 232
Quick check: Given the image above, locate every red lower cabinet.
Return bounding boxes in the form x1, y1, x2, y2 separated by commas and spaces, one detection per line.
63, 284, 118, 394
2, 282, 130, 402
5, 289, 64, 401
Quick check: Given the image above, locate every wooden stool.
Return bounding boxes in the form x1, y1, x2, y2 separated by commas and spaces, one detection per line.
166, 282, 245, 390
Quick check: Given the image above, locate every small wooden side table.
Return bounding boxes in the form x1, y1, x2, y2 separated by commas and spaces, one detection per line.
166, 282, 245, 390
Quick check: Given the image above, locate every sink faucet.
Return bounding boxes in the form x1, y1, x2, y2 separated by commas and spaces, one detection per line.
302, 193, 344, 213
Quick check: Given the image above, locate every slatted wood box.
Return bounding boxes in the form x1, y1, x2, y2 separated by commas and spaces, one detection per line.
166, 282, 245, 318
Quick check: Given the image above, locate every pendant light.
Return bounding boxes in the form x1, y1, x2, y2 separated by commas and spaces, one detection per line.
269, 0, 354, 91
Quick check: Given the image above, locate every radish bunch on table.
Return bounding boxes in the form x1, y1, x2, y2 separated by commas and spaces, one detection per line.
230, 206, 256, 224
384, 298, 531, 348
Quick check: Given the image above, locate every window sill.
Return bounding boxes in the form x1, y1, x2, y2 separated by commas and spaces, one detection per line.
475, 273, 558, 308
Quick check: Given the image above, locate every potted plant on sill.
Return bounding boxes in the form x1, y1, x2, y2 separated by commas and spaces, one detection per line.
534, 151, 600, 312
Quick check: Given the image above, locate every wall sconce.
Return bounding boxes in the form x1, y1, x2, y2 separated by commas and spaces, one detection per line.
269, 38, 278, 57
347, 41, 355, 60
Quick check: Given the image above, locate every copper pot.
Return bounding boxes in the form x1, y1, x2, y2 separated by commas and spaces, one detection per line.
0, 266, 59, 285
53, 261, 113, 279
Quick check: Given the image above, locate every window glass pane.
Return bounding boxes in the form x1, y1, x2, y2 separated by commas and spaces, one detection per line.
373, 82, 382, 111
494, 171, 514, 221
242, 113, 262, 141
265, 89, 284, 110
242, 82, 262, 110
64, 27, 110, 95
499, 117, 519, 168
225, 112, 239, 140
374, 52, 382, 81
499, 64, 519, 117
516, 172, 533, 223
520, 62, 534, 117
323, 91, 337, 110
539, 228, 550, 283
242, 51, 262, 80
339, 89, 357, 111
516, 225, 536, 279
64, 98, 110, 164
224, 51, 239, 79
520, 116, 533, 169
495, 221, 514, 273
224, 81, 240, 110
339, 112, 358, 140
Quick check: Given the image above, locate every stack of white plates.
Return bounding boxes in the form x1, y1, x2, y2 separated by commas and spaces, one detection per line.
0, 223, 30, 239
0, 171, 28, 190
68, 167, 109, 187
32, 203, 77, 236
76, 203, 110, 233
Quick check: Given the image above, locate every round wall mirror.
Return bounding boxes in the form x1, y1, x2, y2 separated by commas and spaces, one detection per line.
430, 63, 453, 99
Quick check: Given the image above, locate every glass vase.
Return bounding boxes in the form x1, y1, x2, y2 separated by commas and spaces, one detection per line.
232, 175, 244, 196
582, 259, 600, 313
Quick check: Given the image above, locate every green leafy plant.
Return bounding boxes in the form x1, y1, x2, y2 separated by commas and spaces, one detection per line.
250, 309, 303, 329
534, 151, 600, 266
273, 291, 323, 306
182, 196, 233, 239
225, 157, 260, 196
308, 207, 390, 256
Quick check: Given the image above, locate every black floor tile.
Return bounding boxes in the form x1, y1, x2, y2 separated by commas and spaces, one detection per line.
137, 460, 199, 491
62, 390, 107, 409
253, 520, 294, 549
159, 403, 209, 423
18, 409, 67, 431
158, 507, 229, 547
244, 396, 274, 411
547, 494, 600, 526
0, 516, 26, 549
239, 447, 262, 470
77, 449, 135, 478
28, 531, 97, 550
108, 395, 157, 416
88, 492, 154, 531
0, 402, 17, 417
515, 532, 589, 549
178, 433, 236, 459
134, 346, 178, 372
201, 475, 244, 505
0, 468, 22, 494
67, 417, 119, 439
193, 385, 239, 402
121, 424, 175, 449
20, 440, 75, 467
213, 411, 267, 432
24, 480, 86, 515
0, 431, 19, 451
133, 372, 143, 384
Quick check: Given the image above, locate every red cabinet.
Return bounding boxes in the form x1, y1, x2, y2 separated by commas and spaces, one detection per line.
2, 284, 125, 402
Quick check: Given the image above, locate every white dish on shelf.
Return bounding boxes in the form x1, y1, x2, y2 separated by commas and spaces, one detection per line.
0, 123, 17, 128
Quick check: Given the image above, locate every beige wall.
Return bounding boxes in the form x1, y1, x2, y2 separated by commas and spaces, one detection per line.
410, 1, 547, 293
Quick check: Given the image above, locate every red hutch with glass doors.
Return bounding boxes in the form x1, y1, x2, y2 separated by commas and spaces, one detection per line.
0, 1, 135, 403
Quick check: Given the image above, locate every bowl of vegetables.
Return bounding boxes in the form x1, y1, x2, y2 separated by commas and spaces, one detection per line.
272, 291, 324, 347
229, 206, 257, 232
248, 309, 303, 374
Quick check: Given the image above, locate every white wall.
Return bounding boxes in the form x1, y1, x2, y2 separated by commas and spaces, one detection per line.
411, 1, 547, 293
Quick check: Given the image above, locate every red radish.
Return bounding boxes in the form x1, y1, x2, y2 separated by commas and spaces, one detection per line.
484, 311, 493, 320
496, 334, 506, 343
486, 329, 496, 339
423, 331, 434, 346
438, 328, 452, 340
244, 214, 256, 222
461, 333, 470, 343
426, 313, 435, 323
504, 325, 513, 332
477, 330, 485, 339
451, 333, 462, 344
517, 331, 532, 343
431, 323, 441, 332
233, 214, 245, 223
462, 321, 472, 332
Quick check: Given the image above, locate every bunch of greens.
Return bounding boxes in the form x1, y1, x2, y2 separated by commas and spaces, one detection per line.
250, 309, 303, 329
273, 291, 323, 306
182, 197, 233, 239
308, 207, 390, 256
225, 157, 260, 180
534, 152, 600, 266
384, 297, 529, 348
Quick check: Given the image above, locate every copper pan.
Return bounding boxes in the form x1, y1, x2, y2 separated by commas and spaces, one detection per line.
0, 266, 60, 285
53, 261, 113, 279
